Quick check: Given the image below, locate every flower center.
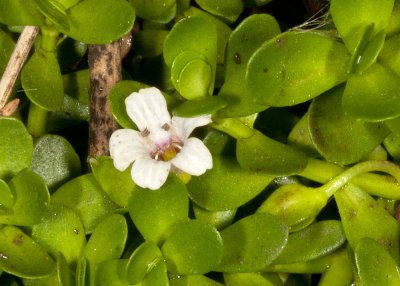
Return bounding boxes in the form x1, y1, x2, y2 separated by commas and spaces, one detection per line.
153, 142, 183, 161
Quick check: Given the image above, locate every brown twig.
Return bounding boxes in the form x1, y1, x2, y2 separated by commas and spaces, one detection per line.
87, 41, 121, 157
0, 26, 39, 115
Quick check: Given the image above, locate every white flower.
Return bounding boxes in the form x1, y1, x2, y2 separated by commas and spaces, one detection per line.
109, 87, 213, 190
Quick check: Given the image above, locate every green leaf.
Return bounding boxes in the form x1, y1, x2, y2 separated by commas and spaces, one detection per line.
51, 174, 120, 233
0, 169, 50, 226
272, 221, 346, 264
216, 213, 288, 272
287, 111, 320, 157
62, 69, 90, 102
170, 51, 206, 93
164, 15, 217, 95
65, 0, 135, 44
184, 6, 232, 77
384, 133, 400, 162
195, 0, 243, 23
172, 96, 227, 117
242, 0, 273, 7
90, 156, 135, 208
355, 237, 400, 286
162, 220, 223, 275
133, 30, 169, 58
187, 156, 274, 211
84, 214, 127, 286
125, 241, 162, 285
246, 31, 350, 107
218, 14, 280, 117
342, 62, 400, 121
128, 175, 189, 244
0, 117, 33, 181
177, 58, 213, 99
170, 275, 224, 286
0, 225, 55, 278
379, 33, 400, 76
129, 0, 176, 23
224, 273, 283, 286
31, 135, 81, 191
318, 250, 353, 286
335, 184, 400, 262
330, 0, 394, 53
351, 27, 386, 74
0, 0, 45, 26
236, 130, 308, 176
31, 203, 86, 264
94, 259, 127, 286
32, 0, 70, 31
140, 259, 169, 286
0, 30, 15, 75
0, 179, 13, 210
193, 205, 236, 230
45, 94, 90, 132
84, 214, 127, 263
21, 49, 64, 111
308, 85, 390, 164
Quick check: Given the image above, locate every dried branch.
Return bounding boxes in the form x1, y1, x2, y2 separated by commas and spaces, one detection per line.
0, 26, 39, 115
88, 41, 121, 157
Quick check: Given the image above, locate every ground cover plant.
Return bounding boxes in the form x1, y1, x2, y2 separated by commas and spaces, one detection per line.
1, 0, 400, 285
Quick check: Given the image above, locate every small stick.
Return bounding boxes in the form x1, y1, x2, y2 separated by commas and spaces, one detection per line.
0, 26, 39, 114
88, 41, 121, 157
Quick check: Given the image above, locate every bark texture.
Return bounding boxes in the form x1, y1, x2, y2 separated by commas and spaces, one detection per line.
88, 42, 121, 157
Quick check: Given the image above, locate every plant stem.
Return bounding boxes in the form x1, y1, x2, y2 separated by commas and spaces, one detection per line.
316, 160, 400, 197
88, 42, 121, 157
300, 158, 400, 199
0, 26, 39, 115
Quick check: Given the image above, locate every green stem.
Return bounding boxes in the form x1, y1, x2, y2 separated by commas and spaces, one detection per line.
211, 118, 254, 139
316, 160, 400, 197
27, 103, 48, 137
40, 25, 60, 52
300, 158, 400, 199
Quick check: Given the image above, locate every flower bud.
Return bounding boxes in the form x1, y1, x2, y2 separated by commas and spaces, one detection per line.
258, 184, 328, 231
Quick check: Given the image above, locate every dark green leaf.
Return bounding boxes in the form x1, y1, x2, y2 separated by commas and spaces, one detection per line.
343, 63, 400, 121
246, 31, 350, 107
237, 130, 308, 176
309, 85, 390, 164
0, 225, 55, 278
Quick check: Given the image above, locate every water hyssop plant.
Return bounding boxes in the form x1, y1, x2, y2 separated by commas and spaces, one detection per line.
1, 0, 400, 285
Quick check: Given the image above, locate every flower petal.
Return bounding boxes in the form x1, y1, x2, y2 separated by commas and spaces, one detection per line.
171, 137, 213, 176
109, 129, 148, 171
131, 158, 171, 190
125, 87, 171, 133
172, 115, 212, 139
